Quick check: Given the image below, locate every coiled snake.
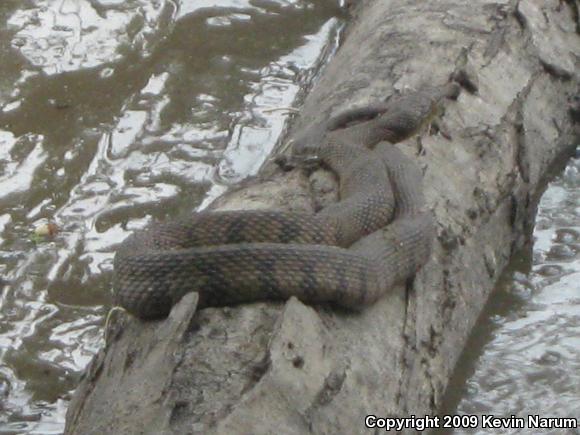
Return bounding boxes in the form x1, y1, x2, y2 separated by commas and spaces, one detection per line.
113, 83, 458, 319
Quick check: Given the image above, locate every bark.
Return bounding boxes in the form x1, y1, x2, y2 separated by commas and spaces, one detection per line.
65, 0, 580, 434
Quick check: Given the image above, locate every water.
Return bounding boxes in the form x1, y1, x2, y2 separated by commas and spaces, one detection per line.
0, 2, 578, 435
0, 1, 342, 433
442, 152, 580, 433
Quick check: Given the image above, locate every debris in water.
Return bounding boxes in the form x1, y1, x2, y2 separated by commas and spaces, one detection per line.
32, 222, 59, 242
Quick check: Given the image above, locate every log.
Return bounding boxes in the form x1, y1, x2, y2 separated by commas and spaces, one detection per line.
65, 0, 580, 433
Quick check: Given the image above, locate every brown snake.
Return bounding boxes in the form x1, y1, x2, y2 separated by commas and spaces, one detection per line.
113, 84, 458, 319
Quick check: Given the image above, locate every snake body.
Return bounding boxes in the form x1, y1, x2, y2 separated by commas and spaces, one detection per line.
114, 85, 453, 319
325, 82, 460, 141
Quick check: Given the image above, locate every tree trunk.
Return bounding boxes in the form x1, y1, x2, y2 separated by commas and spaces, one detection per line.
65, 0, 580, 433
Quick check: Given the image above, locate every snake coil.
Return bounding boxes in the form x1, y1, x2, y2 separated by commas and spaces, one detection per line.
113, 85, 457, 319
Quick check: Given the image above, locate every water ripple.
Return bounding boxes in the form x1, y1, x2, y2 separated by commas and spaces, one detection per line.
449, 153, 580, 432
0, 0, 341, 432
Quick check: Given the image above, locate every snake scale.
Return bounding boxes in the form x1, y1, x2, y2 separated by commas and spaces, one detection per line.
113, 83, 459, 319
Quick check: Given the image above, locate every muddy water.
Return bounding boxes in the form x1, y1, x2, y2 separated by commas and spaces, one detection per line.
0, 1, 342, 433
442, 153, 580, 433
0, 2, 578, 435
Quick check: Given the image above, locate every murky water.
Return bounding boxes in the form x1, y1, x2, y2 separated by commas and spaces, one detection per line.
0, 2, 578, 435
0, 1, 342, 433
442, 152, 580, 433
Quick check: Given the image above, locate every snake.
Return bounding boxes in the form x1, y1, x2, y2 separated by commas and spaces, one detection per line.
113, 83, 457, 319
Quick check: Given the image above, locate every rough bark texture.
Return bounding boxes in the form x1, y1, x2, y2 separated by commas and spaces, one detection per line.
65, 0, 580, 434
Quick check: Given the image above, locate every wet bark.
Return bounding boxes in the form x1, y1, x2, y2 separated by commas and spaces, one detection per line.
65, 0, 580, 434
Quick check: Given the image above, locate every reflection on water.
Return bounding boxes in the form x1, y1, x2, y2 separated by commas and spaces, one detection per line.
0, 0, 341, 432
443, 152, 580, 433
2, 0, 576, 433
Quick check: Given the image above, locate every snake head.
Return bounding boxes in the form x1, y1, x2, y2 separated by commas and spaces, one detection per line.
273, 137, 320, 171
291, 134, 320, 157
276, 124, 325, 170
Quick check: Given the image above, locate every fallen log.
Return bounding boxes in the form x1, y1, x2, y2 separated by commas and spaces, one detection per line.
65, 0, 579, 433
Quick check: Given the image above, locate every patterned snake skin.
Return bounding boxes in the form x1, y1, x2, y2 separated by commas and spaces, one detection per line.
113, 84, 458, 319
